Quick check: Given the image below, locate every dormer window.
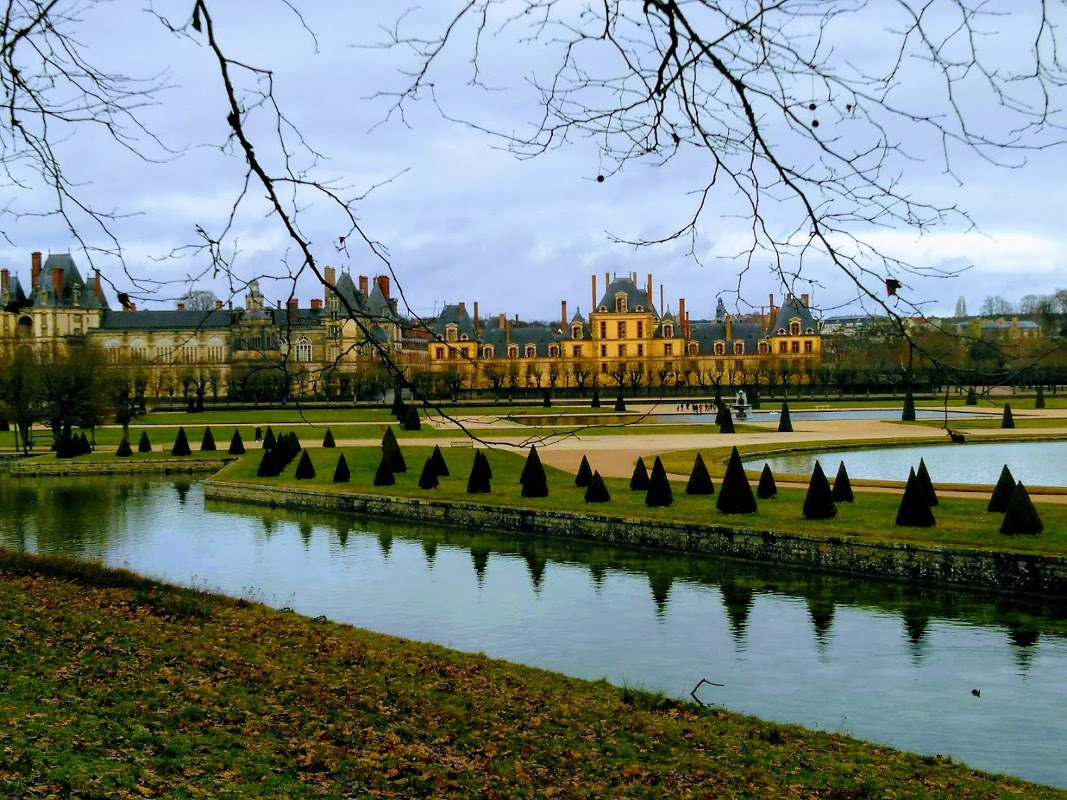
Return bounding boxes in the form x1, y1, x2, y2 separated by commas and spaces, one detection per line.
460, 333, 469, 341
482, 345, 495, 358
662, 323, 673, 338
805, 327, 814, 335
734, 341, 744, 355
598, 305, 608, 313
548, 344, 560, 358
446, 323, 458, 342
635, 305, 643, 312
778, 328, 787, 335
789, 320, 801, 335
713, 341, 726, 355
759, 341, 770, 354
524, 343, 537, 358
615, 294, 627, 313
72, 286, 81, 307
571, 323, 583, 340
508, 344, 519, 358
688, 342, 699, 355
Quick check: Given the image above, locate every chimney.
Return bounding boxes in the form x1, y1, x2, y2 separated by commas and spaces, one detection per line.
458, 301, 466, 317
646, 274, 653, 312
311, 299, 323, 310
215, 300, 223, 310
801, 292, 809, 307
51, 265, 64, 301
31, 251, 42, 287
177, 302, 186, 312
725, 314, 732, 342
1, 268, 7, 297
604, 272, 610, 293
561, 300, 567, 330
129, 303, 137, 311
276, 300, 281, 309
94, 269, 103, 303
679, 298, 687, 338
660, 284, 664, 315
514, 313, 519, 323
473, 301, 479, 331
359, 275, 368, 295
591, 274, 597, 312
324, 266, 335, 304
287, 297, 299, 324
376, 275, 390, 299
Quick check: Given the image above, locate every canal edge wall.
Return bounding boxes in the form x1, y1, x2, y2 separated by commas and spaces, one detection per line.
8, 458, 237, 477
203, 479, 1067, 597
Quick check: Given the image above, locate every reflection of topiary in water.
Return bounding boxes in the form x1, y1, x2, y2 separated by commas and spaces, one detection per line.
629, 457, 650, 490
645, 456, 673, 507
831, 461, 853, 503
685, 453, 714, 495
916, 457, 938, 506
373, 453, 395, 487
418, 457, 439, 490
778, 402, 793, 433
200, 427, 216, 451
294, 450, 315, 480
717, 447, 757, 514
757, 463, 777, 499
965, 387, 977, 405
1001, 404, 1014, 429
802, 460, 837, 520
116, 437, 133, 458
901, 391, 916, 421
575, 455, 593, 487
1000, 481, 1043, 535
584, 470, 611, 503
896, 468, 936, 527
228, 429, 245, 455
987, 464, 1016, 512
138, 430, 152, 453
333, 453, 350, 483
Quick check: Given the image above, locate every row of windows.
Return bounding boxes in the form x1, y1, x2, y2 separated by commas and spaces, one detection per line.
107, 344, 230, 364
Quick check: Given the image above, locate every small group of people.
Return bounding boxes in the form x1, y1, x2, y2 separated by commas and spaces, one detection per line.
676, 402, 714, 414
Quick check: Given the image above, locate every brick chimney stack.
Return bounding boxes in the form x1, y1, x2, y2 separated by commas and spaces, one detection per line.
359, 275, 368, 295
287, 297, 299, 325
177, 302, 186, 311
801, 292, 810, 307
94, 269, 103, 303
376, 275, 390, 299
31, 251, 42, 287
591, 274, 596, 313
458, 301, 466, 317
51, 265, 64, 302
215, 300, 223, 310
323, 266, 335, 304
646, 274, 653, 312
473, 301, 480, 332
1, 268, 8, 297
679, 298, 686, 338
604, 272, 610, 293
498, 312, 505, 330
561, 300, 567, 331
311, 299, 323, 310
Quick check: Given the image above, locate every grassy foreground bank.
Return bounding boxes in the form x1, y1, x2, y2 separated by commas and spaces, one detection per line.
1, 551, 1061, 799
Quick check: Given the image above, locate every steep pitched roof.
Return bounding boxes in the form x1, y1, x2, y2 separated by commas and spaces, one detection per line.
98, 308, 234, 331
770, 296, 818, 334
332, 271, 366, 314
480, 321, 559, 355
428, 303, 477, 340
690, 320, 765, 352
31, 254, 108, 309
596, 276, 658, 316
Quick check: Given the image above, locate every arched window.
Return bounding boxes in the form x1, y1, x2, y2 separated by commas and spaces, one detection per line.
778, 328, 786, 335
446, 324, 458, 342
482, 345, 495, 358
733, 341, 744, 355
295, 337, 312, 362
615, 294, 627, 313
634, 305, 643, 312
524, 343, 537, 358
789, 320, 801, 335
571, 323, 583, 340
805, 327, 815, 335
508, 344, 519, 358
662, 322, 673, 338
460, 333, 469, 341
548, 344, 560, 358
688, 342, 699, 355
713, 341, 726, 355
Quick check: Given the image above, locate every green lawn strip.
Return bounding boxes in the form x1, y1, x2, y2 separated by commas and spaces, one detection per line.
0, 551, 1059, 799
143, 407, 398, 424
910, 418, 1067, 430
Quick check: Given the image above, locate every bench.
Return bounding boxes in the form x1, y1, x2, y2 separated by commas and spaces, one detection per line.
451, 439, 474, 448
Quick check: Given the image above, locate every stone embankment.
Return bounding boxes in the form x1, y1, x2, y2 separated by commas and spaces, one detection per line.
204, 479, 1067, 597
9, 458, 236, 477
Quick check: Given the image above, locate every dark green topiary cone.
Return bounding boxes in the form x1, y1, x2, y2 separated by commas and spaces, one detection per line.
685, 453, 715, 495
896, 468, 936, 527
116, 437, 132, 458
718, 407, 735, 434
584, 470, 611, 503
263, 426, 276, 450
200, 427, 216, 451
228, 429, 245, 455
645, 456, 673, 507
778, 402, 793, 433
418, 457, 439, 490
803, 460, 837, 520
575, 455, 593, 487
988, 464, 1016, 512
629, 457, 650, 490
1001, 404, 1015, 429
1000, 481, 1043, 535
831, 461, 854, 503
717, 447, 757, 514
757, 463, 777, 499
171, 426, 191, 456
322, 428, 336, 448
294, 449, 315, 480
429, 444, 449, 476
373, 453, 395, 487
333, 453, 350, 483
138, 430, 152, 453
901, 391, 916, 421
916, 457, 938, 506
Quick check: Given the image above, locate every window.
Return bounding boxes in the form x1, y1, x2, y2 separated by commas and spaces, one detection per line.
435, 347, 445, 359
446, 324, 457, 342
208, 345, 225, 362
758, 341, 769, 354
688, 342, 698, 355
549, 344, 560, 358
572, 324, 583, 340
525, 344, 537, 358
713, 341, 725, 355
615, 294, 627, 313
664, 343, 673, 356
155, 346, 173, 363
600, 345, 607, 357
636, 321, 644, 339
183, 345, 198, 363
449, 348, 457, 360
107, 347, 121, 364
460, 347, 469, 358
482, 345, 495, 358
572, 345, 582, 358
636, 344, 644, 357
508, 344, 519, 358
662, 322, 673, 338
665, 361, 673, 370
733, 341, 744, 355
618, 344, 627, 358
791, 341, 800, 354
790, 320, 801, 335
804, 340, 813, 353
295, 337, 313, 362
805, 327, 815, 335
599, 321, 607, 339
617, 321, 626, 338
778, 328, 786, 335
329, 344, 339, 363
779, 342, 788, 354
460, 333, 469, 341
716, 360, 725, 372
601, 363, 608, 373
328, 325, 340, 339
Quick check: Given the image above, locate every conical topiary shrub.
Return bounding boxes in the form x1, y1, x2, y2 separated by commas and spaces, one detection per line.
574, 455, 593, 488
965, 387, 977, 405
403, 405, 421, 431
373, 453, 395, 487
1036, 386, 1046, 409
749, 385, 761, 410
685, 453, 715, 495
333, 453, 350, 483
1000, 481, 1043, 535
901, 391, 916, 421
418, 457, 439, 490
171, 427, 191, 456
629, 457, 650, 490
717, 446, 757, 514
383, 432, 406, 473
263, 426, 276, 450
1001, 404, 1015, 429
257, 449, 279, 478
896, 468, 936, 527
429, 444, 449, 477
543, 391, 552, 408
79, 432, 92, 455
200, 427, 216, 451
778, 402, 793, 433
645, 456, 673, 507
228, 429, 245, 455
803, 460, 837, 520
614, 390, 626, 412
519, 444, 542, 484
718, 407, 735, 434
466, 450, 492, 494
916, 457, 939, 506
294, 449, 315, 480
831, 461, 854, 503
138, 430, 152, 453
988, 464, 1016, 512
322, 428, 336, 448
584, 470, 611, 503
757, 463, 777, 499
591, 389, 601, 408
521, 447, 549, 498
116, 437, 132, 458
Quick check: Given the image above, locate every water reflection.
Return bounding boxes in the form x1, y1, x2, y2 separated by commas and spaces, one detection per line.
1, 472, 1066, 787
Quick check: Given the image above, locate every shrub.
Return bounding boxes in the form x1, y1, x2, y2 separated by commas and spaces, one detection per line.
717, 446, 757, 514
916, 457, 939, 506
333, 453, 350, 483
257, 449, 279, 478
584, 470, 611, 503
322, 428, 336, 448
383, 432, 406, 473
778, 402, 793, 433
831, 460, 854, 502
685, 453, 715, 495
0, 417, 8, 432
116, 437, 133, 458
901, 391, 916, 421
294, 450, 316, 480
381, 425, 398, 451
521, 447, 549, 498
574, 455, 593, 487
543, 392, 552, 407
614, 391, 626, 412
1000, 482, 1043, 535
895, 468, 936, 527
391, 392, 405, 420
429, 444, 450, 476
718, 406, 735, 434
757, 463, 777, 499
591, 389, 600, 408
288, 432, 302, 455
1036, 386, 1046, 409
749, 385, 761, 410
629, 457, 650, 490
373, 453, 395, 486
228, 429, 245, 455
79, 432, 92, 455
200, 427, 216, 451
965, 387, 977, 405
171, 427, 191, 456
645, 456, 673, 507
467, 450, 492, 494
138, 430, 152, 453
403, 405, 421, 431
263, 426, 276, 450
418, 457, 439, 489
802, 460, 837, 520
55, 431, 77, 459
1001, 404, 1014, 429
987, 464, 1016, 512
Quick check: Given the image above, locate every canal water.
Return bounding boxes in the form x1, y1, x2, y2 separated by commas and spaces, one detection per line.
2, 473, 1065, 787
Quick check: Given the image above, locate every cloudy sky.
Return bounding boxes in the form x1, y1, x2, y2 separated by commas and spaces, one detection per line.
3, 1, 1065, 323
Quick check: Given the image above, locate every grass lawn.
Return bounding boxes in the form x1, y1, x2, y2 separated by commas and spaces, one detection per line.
1, 550, 1061, 799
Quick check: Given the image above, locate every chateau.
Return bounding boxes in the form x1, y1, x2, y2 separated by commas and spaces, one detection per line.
1, 252, 820, 399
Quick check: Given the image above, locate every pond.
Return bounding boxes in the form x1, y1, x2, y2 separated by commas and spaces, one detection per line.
1, 473, 1066, 788
747, 440, 1067, 487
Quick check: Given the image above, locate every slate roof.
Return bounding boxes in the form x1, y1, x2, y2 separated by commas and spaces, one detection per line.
480, 322, 559, 356
689, 320, 766, 353
31, 254, 109, 309
365, 279, 402, 322
99, 308, 234, 331
770, 296, 818, 334
332, 272, 366, 314
429, 303, 477, 340
596, 276, 658, 316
